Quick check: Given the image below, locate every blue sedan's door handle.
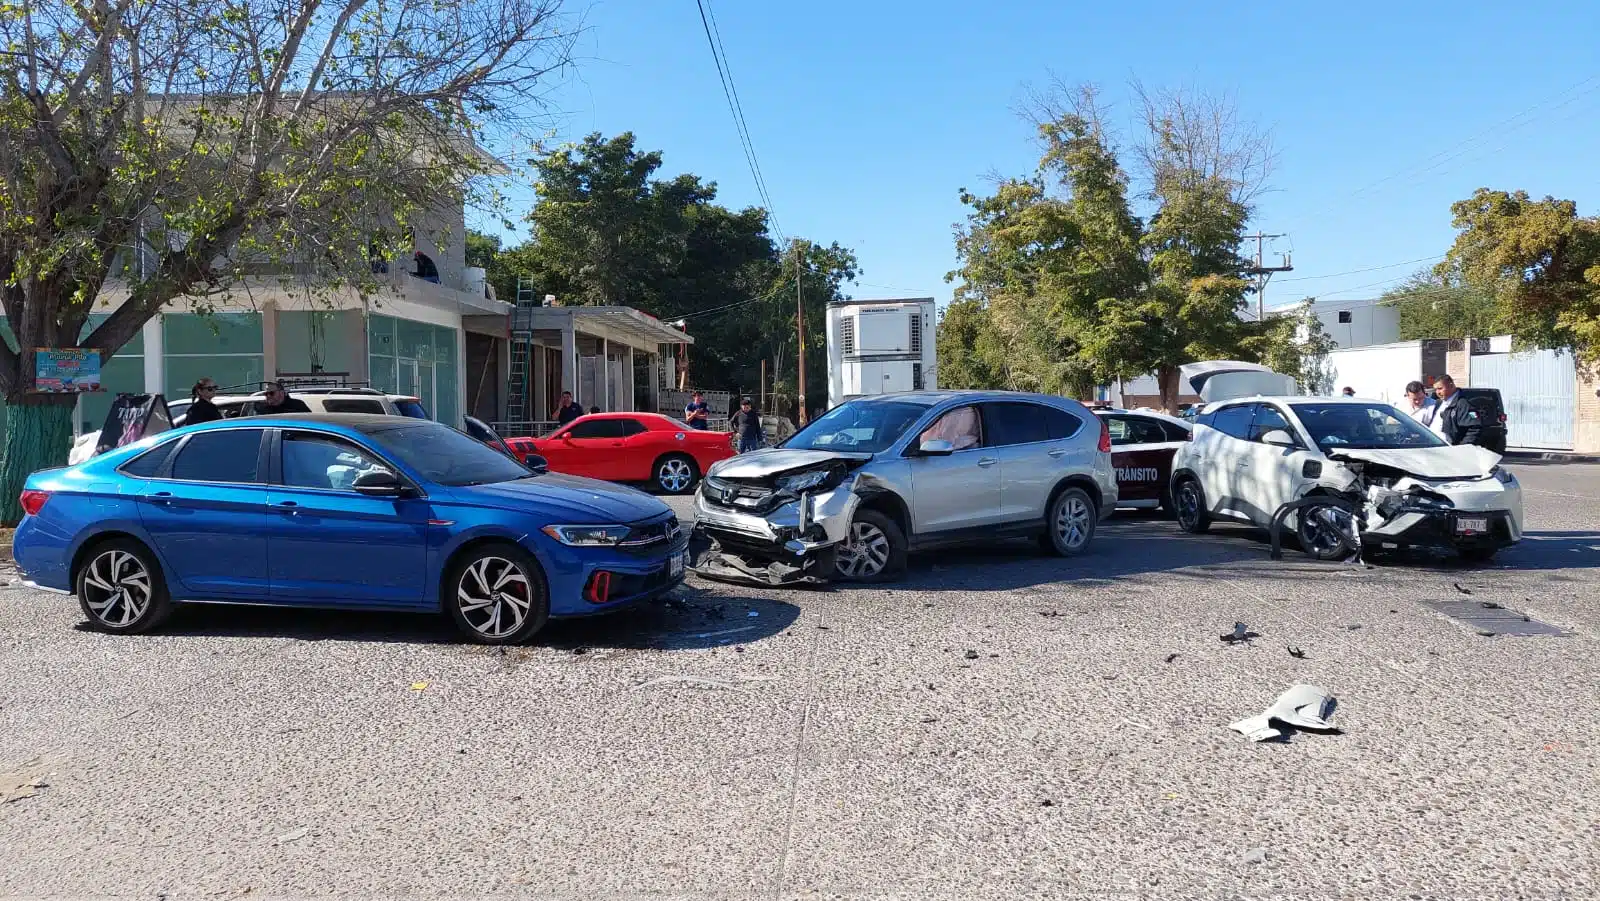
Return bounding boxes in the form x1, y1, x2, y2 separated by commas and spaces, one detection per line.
150, 491, 173, 506
274, 501, 300, 516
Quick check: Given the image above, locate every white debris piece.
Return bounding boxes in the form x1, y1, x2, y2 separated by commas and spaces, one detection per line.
1229, 684, 1340, 742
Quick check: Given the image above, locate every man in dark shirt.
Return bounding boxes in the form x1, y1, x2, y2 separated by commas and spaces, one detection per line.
684, 391, 710, 430
729, 397, 765, 453
256, 382, 312, 415
554, 391, 584, 426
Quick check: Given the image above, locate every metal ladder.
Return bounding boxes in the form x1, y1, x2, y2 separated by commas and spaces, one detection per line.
504, 277, 539, 423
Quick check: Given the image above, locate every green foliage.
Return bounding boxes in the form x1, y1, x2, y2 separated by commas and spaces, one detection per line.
481, 132, 859, 409
1383, 269, 1502, 340
1251, 300, 1337, 396
1440, 188, 1600, 363
941, 84, 1280, 409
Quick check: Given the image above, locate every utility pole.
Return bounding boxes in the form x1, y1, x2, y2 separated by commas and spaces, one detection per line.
760, 358, 766, 413
794, 239, 808, 425
1243, 231, 1293, 321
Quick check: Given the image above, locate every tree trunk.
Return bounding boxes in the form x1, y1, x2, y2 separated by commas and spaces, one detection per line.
1, 396, 76, 525
1157, 364, 1181, 414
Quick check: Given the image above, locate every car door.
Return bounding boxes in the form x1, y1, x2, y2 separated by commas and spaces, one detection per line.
1199, 403, 1256, 520
136, 427, 272, 598
543, 418, 623, 478
982, 401, 1081, 523
906, 404, 1003, 534
264, 429, 431, 606
1236, 403, 1317, 524
613, 418, 655, 481
1105, 414, 1180, 503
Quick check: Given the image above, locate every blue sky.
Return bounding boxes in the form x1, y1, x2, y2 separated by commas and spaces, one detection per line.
480, 0, 1600, 310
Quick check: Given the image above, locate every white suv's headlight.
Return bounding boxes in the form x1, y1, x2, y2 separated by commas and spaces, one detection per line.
541, 524, 632, 547
776, 470, 831, 492
1491, 466, 1516, 485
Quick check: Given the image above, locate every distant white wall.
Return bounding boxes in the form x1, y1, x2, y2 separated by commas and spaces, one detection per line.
1325, 341, 1424, 403
1310, 301, 1400, 349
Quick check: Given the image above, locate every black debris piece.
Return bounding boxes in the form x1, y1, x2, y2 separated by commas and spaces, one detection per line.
1039, 610, 1061, 618
1454, 582, 1472, 595
1287, 646, 1307, 659
1220, 622, 1260, 644
964, 649, 980, 660
1040, 799, 1055, 807
817, 624, 830, 630
1343, 624, 1362, 631
572, 646, 589, 656
1164, 653, 1180, 664
734, 646, 745, 653
920, 715, 938, 724
1480, 601, 1503, 610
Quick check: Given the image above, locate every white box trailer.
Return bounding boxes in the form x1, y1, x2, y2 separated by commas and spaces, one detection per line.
825, 298, 937, 408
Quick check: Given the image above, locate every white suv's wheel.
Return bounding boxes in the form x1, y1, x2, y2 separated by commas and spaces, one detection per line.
1174, 477, 1211, 534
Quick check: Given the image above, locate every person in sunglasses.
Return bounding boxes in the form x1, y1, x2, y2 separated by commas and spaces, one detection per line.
185, 379, 225, 425
256, 381, 312, 415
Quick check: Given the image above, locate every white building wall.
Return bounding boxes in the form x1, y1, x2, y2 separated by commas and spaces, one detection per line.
1325, 340, 1424, 403
1307, 301, 1401, 349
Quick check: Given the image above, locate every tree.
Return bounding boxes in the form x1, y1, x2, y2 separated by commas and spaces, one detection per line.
945, 82, 1276, 411
934, 298, 1006, 390
1439, 188, 1600, 362
0, 0, 573, 521
505, 132, 859, 410
1382, 268, 1502, 341
1253, 299, 1336, 395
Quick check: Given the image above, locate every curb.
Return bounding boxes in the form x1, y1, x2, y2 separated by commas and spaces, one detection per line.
1503, 449, 1600, 464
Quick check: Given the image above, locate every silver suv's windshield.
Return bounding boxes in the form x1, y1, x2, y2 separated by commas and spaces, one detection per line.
782, 400, 930, 454
1290, 402, 1446, 451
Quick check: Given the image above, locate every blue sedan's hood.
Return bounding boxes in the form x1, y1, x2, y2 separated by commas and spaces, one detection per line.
454, 473, 671, 523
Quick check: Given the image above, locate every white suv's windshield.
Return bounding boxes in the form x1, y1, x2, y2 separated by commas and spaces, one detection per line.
1290, 402, 1446, 451
783, 401, 930, 454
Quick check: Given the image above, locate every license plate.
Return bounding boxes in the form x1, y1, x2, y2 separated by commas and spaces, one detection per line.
1456, 517, 1488, 534
669, 552, 686, 578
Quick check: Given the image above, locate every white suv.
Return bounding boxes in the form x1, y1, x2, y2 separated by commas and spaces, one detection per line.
1170, 395, 1524, 561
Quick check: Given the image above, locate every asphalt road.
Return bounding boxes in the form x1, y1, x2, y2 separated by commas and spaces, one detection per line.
1, 463, 1596, 899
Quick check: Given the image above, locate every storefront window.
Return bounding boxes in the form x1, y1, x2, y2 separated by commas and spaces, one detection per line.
163, 313, 264, 395
365, 314, 458, 423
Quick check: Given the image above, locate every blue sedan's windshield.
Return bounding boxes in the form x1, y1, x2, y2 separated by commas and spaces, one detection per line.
365, 421, 530, 486
782, 401, 930, 454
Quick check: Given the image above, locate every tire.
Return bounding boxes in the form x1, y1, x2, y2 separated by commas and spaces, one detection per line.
1459, 547, 1497, 563
1173, 477, 1211, 534
1295, 500, 1358, 561
1040, 486, 1097, 557
75, 538, 174, 635
652, 454, 698, 495
834, 509, 907, 583
445, 542, 550, 645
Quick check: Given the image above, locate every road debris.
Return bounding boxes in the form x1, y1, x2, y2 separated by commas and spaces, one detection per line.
1241, 847, 1269, 865
1480, 601, 1503, 609
1164, 653, 1180, 664
963, 649, 979, 660
1453, 582, 1472, 595
1119, 717, 1153, 731
1342, 624, 1363, 631
1229, 684, 1341, 743
920, 715, 938, 724
631, 675, 779, 691
3, 777, 49, 804
1039, 799, 1055, 807
571, 646, 589, 656
275, 827, 310, 844
409, 681, 430, 692
1220, 622, 1260, 644
1287, 646, 1307, 659
1020, 726, 1040, 741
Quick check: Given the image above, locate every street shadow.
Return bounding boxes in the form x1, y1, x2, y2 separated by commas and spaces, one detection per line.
134, 587, 802, 651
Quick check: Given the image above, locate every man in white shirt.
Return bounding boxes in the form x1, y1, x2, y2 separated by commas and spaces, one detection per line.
1403, 380, 1438, 428
1429, 374, 1472, 444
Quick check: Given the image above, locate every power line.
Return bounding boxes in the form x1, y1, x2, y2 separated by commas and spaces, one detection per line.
1276, 255, 1442, 283
693, 0, 785, 244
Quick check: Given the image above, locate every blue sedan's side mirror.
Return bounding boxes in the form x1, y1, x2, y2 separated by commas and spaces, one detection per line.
523, 454, 549, 474
352, 468, 404, 497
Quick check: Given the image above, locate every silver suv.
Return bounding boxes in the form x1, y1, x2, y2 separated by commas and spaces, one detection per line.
689, 391, 1118, 584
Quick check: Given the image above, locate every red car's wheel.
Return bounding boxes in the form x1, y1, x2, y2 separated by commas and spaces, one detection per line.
653, 454, 698, 494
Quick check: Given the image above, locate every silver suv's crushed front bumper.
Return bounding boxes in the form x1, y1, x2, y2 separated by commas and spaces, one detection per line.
689, 480, 861, 585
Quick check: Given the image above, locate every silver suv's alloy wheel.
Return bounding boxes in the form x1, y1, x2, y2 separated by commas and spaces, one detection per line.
658, 458, 694, 493
1055, 494, 1093, 550
81, 549, 153, 627
456, 557, 533, 638
836, 521, 891, 579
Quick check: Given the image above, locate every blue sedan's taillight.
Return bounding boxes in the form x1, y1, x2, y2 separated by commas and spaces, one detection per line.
18, 490, 49, 517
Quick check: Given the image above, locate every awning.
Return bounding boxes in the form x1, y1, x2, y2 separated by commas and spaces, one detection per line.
514, 305, 694, 350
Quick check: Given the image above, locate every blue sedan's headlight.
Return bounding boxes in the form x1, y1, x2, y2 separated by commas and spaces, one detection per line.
541, 524, 632, 547
1491, 466, 1516, 485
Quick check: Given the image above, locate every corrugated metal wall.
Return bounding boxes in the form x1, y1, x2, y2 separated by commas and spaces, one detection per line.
1471, 350, 1575, 450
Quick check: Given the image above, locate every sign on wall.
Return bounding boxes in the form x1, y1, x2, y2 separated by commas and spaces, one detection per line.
33, 348, 102, 393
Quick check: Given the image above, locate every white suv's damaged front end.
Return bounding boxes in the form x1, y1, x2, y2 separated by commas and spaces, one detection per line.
1314, 445, 1524, 554
689, 449, 875, 585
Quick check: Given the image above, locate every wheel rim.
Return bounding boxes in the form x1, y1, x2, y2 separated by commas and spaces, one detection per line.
1055, 495, 1093, 549
82, 550, 152, 627
456, 557, 533, 638
1177, 483, 1200, 527
836, 521, 891, 579
1299, 505, 1351, 556
660, 459, 693, 492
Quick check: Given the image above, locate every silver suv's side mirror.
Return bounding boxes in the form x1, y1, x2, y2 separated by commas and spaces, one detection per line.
1259, 429, 1297, 449
916, 438, 955, 457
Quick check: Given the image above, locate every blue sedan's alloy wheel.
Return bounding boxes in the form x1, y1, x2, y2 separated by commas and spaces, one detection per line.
76, 539, 173, 634
447, 543, 550, 644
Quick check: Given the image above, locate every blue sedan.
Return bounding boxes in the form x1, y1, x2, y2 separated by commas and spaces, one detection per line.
12, 414, 688, 643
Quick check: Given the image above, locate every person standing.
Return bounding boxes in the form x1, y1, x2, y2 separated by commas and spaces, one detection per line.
684, 391, 710, 430
554, 391, 584, 426
1401, 380, 1438, 427
185, 379, 224, 425
729, 397, 765, 453
1429, 374, 1482, 446
256, 381, 311, 415
1341, 386, 1356, 397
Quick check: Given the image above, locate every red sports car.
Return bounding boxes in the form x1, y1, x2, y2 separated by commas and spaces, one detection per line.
506, 413, 737, 494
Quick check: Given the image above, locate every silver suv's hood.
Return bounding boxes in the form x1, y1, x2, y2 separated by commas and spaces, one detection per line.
708, 448, 874, 480
1328, 445, 1501, 480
